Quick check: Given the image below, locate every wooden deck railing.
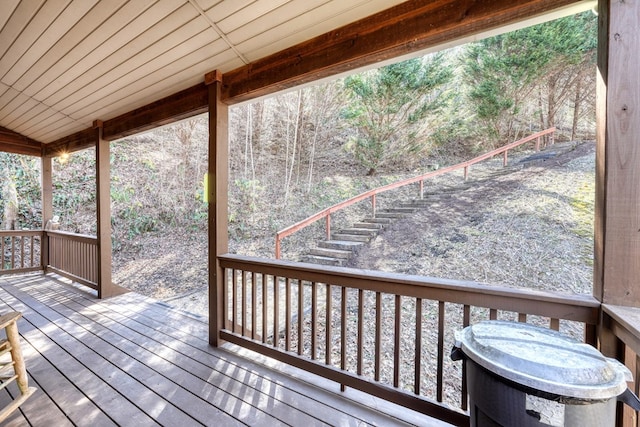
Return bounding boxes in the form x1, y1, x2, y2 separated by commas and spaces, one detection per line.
218, 254, 598, 426
602, 305, 640, 427
46, 230, 99, 290
0, 230, 43, 275
275, 127, 556, 259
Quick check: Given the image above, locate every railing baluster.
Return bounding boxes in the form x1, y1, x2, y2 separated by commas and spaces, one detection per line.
242, 271, 247, 336
394, 294, 401, 388
298, 279, 304, 356
11, 237, 15, 269
20, 237, 25, 268
518, 313, 527, 323
223, 268, 230, 330
357, 289, 364, 376
414, 297, 422, 395
326, 284, 332, 365
489, 308, 498, 320
375, 291, 381, 382
550, 318, 560, 331
262, 274, 267, 344
437, 301, 445, 402
274, 276, 280, 348
341, 286, 347, 392
311, 282, 317, 360
462, 305, 471, 411
285, 278, 291, 351
232, 269, 237, 333
252, 272, 257, 341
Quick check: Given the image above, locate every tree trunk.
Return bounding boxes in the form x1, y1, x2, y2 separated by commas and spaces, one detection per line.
3, 179, 18, 230
547, 77, 557, 135
571, 77, 581, 141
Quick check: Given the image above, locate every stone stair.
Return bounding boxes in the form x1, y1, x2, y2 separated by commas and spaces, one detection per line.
302, 207, 418, 266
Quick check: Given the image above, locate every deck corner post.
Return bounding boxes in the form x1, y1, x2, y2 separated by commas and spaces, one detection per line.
95, 121, 114, 298
595, 0, 640, 308
207, 70, 229, 347
41, 155, 53, 272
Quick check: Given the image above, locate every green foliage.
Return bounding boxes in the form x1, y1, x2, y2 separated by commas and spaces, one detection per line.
0, 153, 42, 229
463, 12, 597, 144
342, 54, 453, 174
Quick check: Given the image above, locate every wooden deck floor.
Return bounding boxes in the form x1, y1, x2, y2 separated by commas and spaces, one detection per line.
0, 273, 451, 427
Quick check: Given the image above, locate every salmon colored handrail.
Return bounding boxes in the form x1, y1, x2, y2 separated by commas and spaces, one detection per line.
275, 127, 555, 258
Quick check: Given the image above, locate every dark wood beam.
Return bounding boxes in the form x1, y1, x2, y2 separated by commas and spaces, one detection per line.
221, 0, 579, 103
0, 126, 42, 156
43, 127, 96, 157
101, 83, 208, 141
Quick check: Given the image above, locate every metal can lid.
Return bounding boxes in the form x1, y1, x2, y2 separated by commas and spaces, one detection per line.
454, 320, 631, 400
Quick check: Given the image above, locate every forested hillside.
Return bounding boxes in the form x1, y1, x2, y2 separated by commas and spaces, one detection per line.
1, 13, 596, 291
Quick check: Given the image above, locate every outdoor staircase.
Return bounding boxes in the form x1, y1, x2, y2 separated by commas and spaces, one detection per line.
299, 139, 578, 267
302, 185, 471, 266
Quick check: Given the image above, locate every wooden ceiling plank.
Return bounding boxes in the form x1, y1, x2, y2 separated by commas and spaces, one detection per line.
222, 0, 580, 103
0, 87, 21, 116
7, 102, 49, 131
227, 0, 328, 45
0, 0, 21, 34
66, 31, 224, 117
205, 0, 254, 23
2, 0, 99, 86
217, 0, 289, 34
53, 12, 214, 114
193, 0, 222, 10
83, 45, 238, 126
23, 0, 155, 98
237, 0, 405, 60
0, 0, 73, 79
32, 0, 181, 102
12, 0, 129, 93
15, 107, 62, 136
28, 113, 73, 140
35, 120, 90, 145
42, 2, 201, 109
0, 90, 27, 121
0, 0, 44, 60
0, 96, 37, 125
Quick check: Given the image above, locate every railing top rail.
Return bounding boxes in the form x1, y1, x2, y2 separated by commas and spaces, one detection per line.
0, 230, 43, 237
276, 127, 556, 243
219, 253, 598, 324
46, 230, 98, 244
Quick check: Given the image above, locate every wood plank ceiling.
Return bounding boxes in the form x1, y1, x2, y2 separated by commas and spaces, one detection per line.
0, 0, 594, 155
0, 0, 405, 145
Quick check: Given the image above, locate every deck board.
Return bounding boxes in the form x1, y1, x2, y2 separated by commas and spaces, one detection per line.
0, 273, 451, 426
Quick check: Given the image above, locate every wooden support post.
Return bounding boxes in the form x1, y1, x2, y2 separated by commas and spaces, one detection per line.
206, 70, 229, 347
95, 121, 114, 298
594, 0, 640, 307
41, 156, 52, 271
326, 215, 331, 240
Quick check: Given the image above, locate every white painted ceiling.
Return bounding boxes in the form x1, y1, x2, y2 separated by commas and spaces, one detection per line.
0, 0, 406, 144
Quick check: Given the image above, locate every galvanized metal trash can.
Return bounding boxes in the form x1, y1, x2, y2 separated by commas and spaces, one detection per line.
451, 320, 640, 427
